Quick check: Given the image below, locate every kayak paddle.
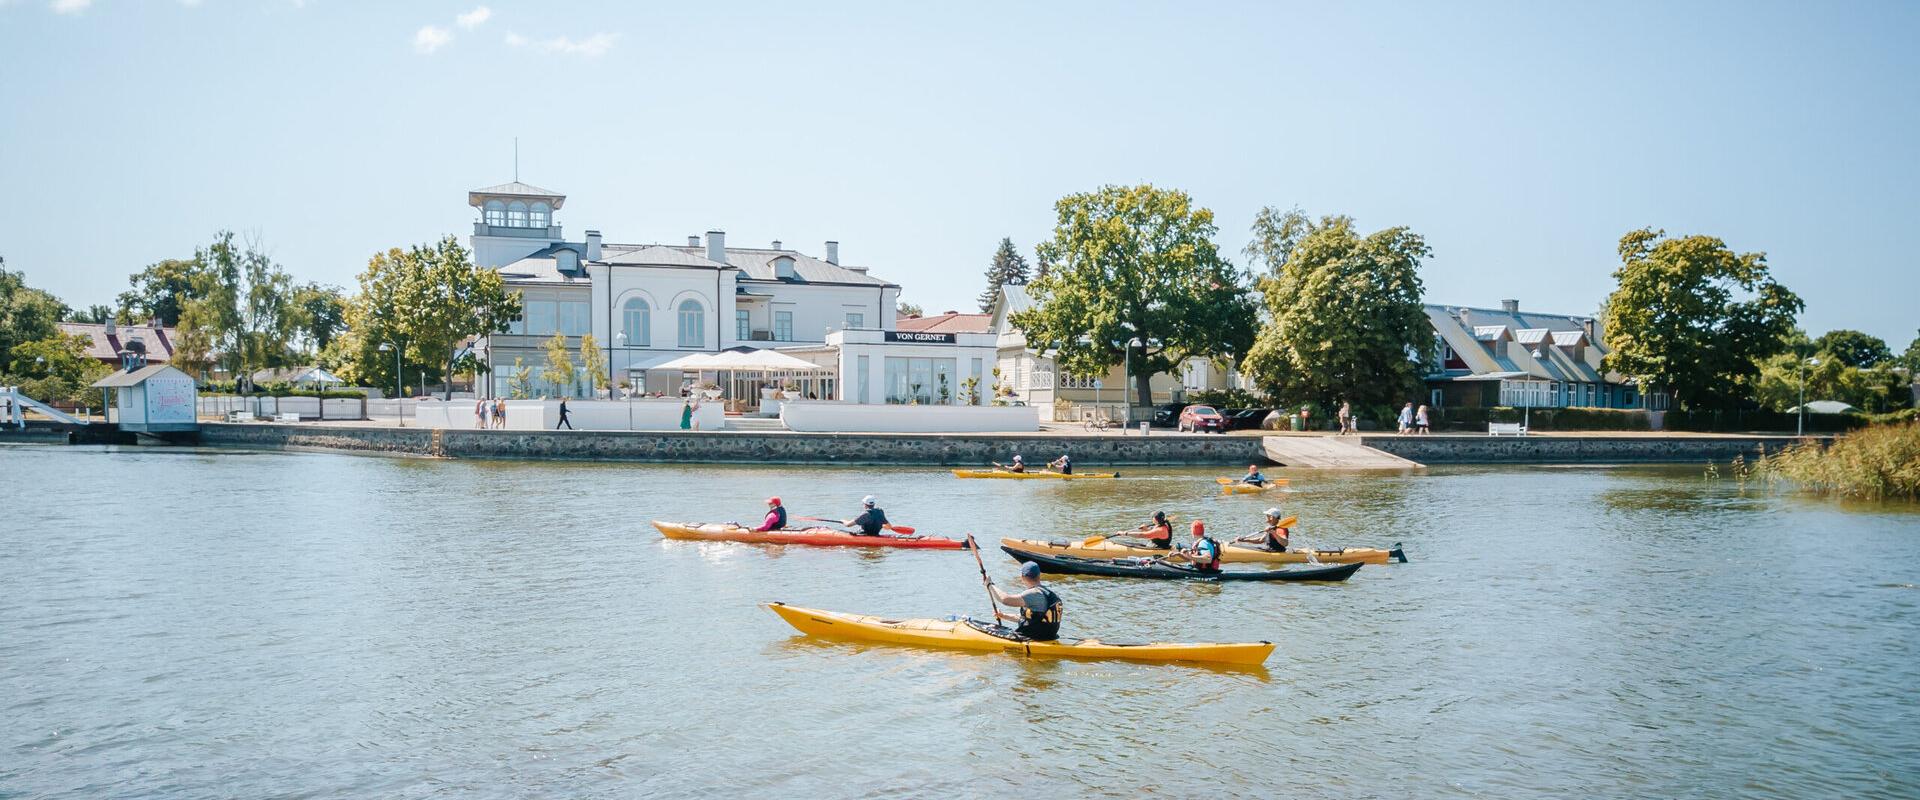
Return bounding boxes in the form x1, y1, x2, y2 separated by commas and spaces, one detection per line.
796, 515, 917, 535
965, 533, 997, 624
1215, 476, 1289, 486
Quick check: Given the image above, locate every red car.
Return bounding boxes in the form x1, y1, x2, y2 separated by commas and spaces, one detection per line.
1177, 405, 1225, 433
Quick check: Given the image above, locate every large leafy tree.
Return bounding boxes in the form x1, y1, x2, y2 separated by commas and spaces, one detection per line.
160, 232, 304, 381
6, 333, 110, 405
1239, 208, 1432, 412
1, 265, 69, 370
1599, 229, 1802, 410
339, 236, 519, 399
1013, 185, 1256, 409
117, 258, 203, 327
977, 237, 1032, 312
1901, 330, 1920, 373
1811, 329, 1892, 368
289, 282, 348, 354
1751, 350, 1908, 413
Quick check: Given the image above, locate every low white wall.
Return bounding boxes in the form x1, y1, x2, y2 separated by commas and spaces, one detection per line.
780, 401, 1039, 433
419, 399, 724, 431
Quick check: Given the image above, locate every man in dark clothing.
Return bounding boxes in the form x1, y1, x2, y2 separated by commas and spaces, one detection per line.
843, 495, 889, 536
556, 397, 574, 430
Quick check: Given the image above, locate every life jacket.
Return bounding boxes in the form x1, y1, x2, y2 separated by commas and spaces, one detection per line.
769, 506, 787, 529
1267, 526, 1289, 551
1191, 536, 1222, 571
1016, 587, 1063, 641
1146, 523, 1173, 547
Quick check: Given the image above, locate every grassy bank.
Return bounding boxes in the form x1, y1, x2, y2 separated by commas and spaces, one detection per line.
1759, 422, 1920, 500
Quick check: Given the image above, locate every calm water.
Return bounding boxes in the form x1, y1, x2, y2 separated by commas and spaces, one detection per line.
2, 444, 1916, 799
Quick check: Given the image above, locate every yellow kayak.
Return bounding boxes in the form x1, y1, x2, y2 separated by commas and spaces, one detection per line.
766, 602, 1273, 666
1221, 483, 1271, 495
952, 469, 1119, 480
1000, 537, 1405, 565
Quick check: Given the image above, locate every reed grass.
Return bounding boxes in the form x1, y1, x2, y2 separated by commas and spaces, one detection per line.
1759, 422, 1920, 500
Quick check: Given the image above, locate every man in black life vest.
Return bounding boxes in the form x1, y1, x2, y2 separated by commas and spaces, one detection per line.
985, 562, 1063, 641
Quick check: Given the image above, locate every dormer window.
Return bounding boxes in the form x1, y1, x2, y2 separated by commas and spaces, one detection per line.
556, 250, 579, 273
773, 256, 797, 280
484, 200, 507, 226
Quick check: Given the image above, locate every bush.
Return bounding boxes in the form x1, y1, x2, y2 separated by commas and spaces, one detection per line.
200, 378, 364, 399
1664, 409, 1868, 433
1431, 406, 1651, 432
1187, 388, 1265, 408
1759, 422, 1920, 500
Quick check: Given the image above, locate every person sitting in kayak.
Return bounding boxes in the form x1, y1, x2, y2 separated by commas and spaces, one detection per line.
1048, 454, 1073, 475
750, 496, 788, 532
842, 495, 889, 536
985, 561, 1063, 641
1164, 520, 1223, 573
1234, 508, 1290, 552
1006, 454, 1026, 473
1130, 511, 1174, 549
1240, 464, 1270, 486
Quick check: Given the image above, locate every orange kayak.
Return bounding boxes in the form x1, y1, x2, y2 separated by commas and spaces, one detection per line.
651, 521, 968, 550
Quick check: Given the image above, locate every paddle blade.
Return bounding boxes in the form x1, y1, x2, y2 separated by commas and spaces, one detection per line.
1215, 477, 1234, 484
1278, 516, 1298, 528
1080, 535, 1108, 546
885, 524, 916, 534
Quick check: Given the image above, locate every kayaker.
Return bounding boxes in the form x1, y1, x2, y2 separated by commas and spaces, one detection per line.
1130, 511, 1174, 549
985, 562, 1063, 641
843, 495, 889, 536
1006, 454, 1026, 473
750, 496, 788, 532
1234, 508, 1290, 552
1165, 520, 1222, 573
1240, 464, 1269, 486
1049, 454, 1073, 475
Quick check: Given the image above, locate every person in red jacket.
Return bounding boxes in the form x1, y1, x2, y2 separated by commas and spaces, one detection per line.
751, 497, 788, 532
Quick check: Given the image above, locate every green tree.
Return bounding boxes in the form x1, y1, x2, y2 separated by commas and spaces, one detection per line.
1, 266, 69, 369
1238, 208, 1433, 413
72, 305, 115, 324
541, 331, 575, 396
508, 357, 534, 399
1901, 330, 1920, 373
6, 333, 110, 406
1811, 329, 1892, 368
579, 333, 607, 395
1751, 351, 1907, 413
289, 282, 348, 354
1599, 229, 1802, 410
341, 236, 519, 400
977, 237, 1032, 312
1015, 184, 1256, 409
117, 258, 203, 327
897, 300, 924, 318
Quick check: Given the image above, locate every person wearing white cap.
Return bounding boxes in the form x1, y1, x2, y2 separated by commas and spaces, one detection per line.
843, 495, 890, 536
1234, 507, 1291, 552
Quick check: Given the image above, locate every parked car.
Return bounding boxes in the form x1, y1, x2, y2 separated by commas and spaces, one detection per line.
1150, 403, 1190, 428
1177, 405, 1226, 433
1223, 408, 1274, 431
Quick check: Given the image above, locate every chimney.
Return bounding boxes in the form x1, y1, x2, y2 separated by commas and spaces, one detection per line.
1501, 299, 1519, 314
771, 239, 783, 250
104, 317, 117, 336
687, 235, 700, 247
706, 230, 726, 264
825, 241, 839, 265
584, 230, 602, 261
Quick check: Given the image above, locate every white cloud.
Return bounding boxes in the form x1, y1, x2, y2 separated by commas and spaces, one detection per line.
50, 0, 91, 14
456, 6, 490, 29
413, 25, 452, 54
506, 31, 618, 57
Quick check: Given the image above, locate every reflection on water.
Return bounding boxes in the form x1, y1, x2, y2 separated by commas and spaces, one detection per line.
1, 446, 1916, 798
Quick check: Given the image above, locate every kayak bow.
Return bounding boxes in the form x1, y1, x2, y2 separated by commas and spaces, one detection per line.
765, 602, 1273, 665
652, 521, 967, 550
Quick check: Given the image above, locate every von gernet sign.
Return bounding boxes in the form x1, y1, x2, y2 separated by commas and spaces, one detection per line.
884, 331, 956, 344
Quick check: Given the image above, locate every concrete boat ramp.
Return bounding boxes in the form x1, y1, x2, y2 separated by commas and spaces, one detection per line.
1261, 436, 1424, 469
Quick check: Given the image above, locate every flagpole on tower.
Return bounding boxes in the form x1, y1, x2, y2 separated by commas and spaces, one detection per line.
513, 137, 519, 181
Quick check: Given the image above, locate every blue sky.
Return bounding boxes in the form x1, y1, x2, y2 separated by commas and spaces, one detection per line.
2, 1, 1916, 345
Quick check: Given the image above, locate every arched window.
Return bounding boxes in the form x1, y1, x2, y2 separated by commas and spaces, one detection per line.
530, 202, 551, 228
506, 201, 529, 227
622, 298, 650, 346
484, 200, 507, 226
677, 299, 705, 348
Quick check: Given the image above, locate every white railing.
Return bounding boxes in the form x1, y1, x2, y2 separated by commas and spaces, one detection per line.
0, 386, 88, 427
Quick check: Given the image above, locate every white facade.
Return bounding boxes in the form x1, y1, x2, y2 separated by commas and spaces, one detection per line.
826, 329, 1000, 406
467, 182, 901, 400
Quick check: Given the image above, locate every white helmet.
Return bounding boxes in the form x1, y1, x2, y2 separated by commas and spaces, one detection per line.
1013, 454, 1024, 462
862, 495, 877, 507
1265, 507, 1283, 518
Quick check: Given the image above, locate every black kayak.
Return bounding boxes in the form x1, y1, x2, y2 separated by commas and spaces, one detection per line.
1002, 546, 1364, 582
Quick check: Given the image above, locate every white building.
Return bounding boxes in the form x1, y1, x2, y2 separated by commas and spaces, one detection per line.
469, 181, 903, 400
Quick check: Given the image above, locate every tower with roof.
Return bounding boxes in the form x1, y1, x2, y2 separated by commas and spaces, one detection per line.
468, 181, 566, 268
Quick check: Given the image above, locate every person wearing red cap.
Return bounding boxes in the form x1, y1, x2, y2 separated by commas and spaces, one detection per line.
1165, 519, 1222, 573
750, 496, 788, 532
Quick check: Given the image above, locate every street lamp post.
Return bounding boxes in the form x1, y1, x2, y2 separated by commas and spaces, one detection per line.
378, 342, 400, 426
617, 331, 633, 430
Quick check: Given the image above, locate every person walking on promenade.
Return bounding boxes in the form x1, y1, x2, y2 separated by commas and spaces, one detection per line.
494, 398, 506, 429
556, 397, 574, 430
679, 396, 692, 430
985, 562, 1063, 641
474, 398, 486, 429
1415, 404, 1431, 435
1337, 401, 1352, 435
1398, 402, 1415, 435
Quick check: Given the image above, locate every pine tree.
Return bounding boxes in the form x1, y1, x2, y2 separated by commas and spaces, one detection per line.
977, 237, 1032, 312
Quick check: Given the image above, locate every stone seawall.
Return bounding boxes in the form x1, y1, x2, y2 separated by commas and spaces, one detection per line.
1356, 434, 1803, 464
196, 423, 1267, 466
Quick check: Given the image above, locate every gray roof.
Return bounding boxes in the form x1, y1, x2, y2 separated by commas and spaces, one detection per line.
497, 244, 595, 286
92, 363, 193, 388
468, 181, 567, 208
598, 244, 729, 269
592, 243, 895, 287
